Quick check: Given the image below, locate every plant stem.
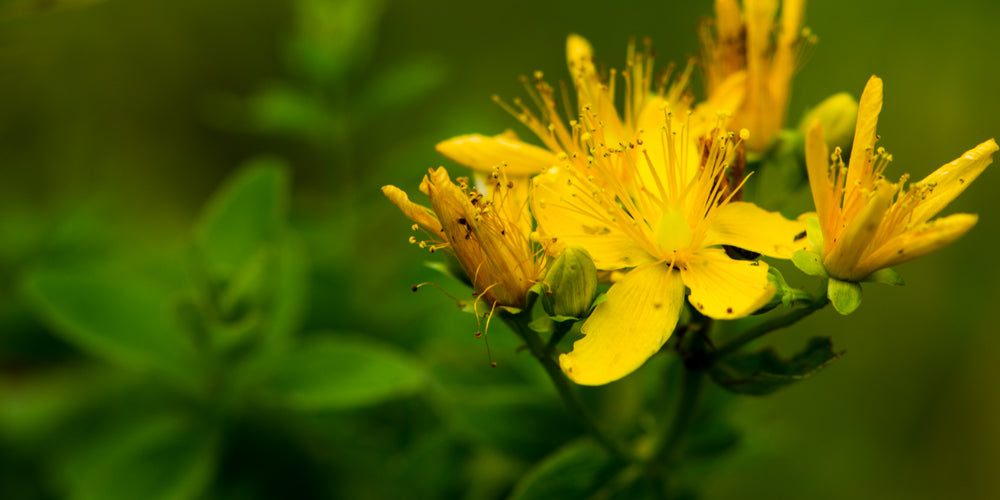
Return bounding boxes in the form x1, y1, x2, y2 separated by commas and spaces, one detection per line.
502, 311, 630, 459
653, 363, 704, 465
708, 295, 830, 363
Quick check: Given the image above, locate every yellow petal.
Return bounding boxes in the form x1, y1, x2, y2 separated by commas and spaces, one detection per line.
381, 185, 443, 234
804, 120, 832, 231
532, 166, 655, 270
908, 138, 997, 225
845, 76, 883, 190
858, 213, 978, 277
435, 133, 561, 176
703, 201, 809, 258
560, 264, 684, 386
823, 183, 894, 280
682, 248, 776, 319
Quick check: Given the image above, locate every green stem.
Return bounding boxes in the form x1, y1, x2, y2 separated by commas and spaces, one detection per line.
544, 320, 574, 355
502, 311, 630, 459
652, 364, 704, 465
708, 295, 830, 363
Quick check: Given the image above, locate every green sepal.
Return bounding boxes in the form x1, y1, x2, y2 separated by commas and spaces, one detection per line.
756, 268, 813, 314
710, 337, 843, 395
863, 267, 905, 286
792, 249, 828, 278
804, 216, 825, 251
827, 278, 863, 315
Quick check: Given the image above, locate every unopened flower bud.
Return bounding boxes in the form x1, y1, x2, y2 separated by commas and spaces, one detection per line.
798, 92, 859, 152
542, 247, 598, 319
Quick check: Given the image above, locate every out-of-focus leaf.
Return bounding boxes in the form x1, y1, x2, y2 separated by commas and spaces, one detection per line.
194, 160, 288, 280
268, 335, 425, 411
0, 0, 105, 20
353, 57, 446, 123
442, 387, 582, 459
22, 269, 197, 387
248, 85, 333, 139
55, 415, 218, 500
289, 0, 385, 82
263, 235, 308, 350
509, 439, 622, 500
711, 337, 842, 395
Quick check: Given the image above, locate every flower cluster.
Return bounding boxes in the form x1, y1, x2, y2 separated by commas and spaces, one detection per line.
383, 0, 995, 385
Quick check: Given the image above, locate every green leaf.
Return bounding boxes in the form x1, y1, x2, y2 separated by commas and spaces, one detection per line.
509, 439, 622, 500
828, 278, 863, 315
56, 415, 218, 500
268, 335, 425, 411
792, 249, 828, 278
711, 337, 843, 395
863, 267, 905, 286
22, 269, 197, 387
194, 160, 289, 280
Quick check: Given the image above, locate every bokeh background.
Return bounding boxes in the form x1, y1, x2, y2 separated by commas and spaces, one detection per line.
1, 0, 999, 498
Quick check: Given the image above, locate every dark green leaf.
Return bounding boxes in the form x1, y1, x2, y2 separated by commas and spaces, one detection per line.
22, 269, 197, 387
509, 439, 622, 500
56, 415, 218, 500
268, 335, 425, 411
194, 160, 288, 280
711, 337, 843, 395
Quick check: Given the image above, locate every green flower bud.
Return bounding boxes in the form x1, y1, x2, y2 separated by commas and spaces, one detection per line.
542, 247, 598, 319
798, 92, 859, 152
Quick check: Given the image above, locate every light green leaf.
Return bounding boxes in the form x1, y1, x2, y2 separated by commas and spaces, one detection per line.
194, 160, 289, 280
864, 267, 905, 286
828, 278, 863, 315
711, 337, 843, 395
509, 439, 622, 500
22, 269, 197, 387
805, 215, 825, 251
792, 249, 828, 278
268, 336, 425, 411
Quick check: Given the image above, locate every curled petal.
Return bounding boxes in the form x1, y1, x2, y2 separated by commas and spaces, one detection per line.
908, 139, 998, 225
857, 213, 978, 278
560, 264, 684, 386
381, 185, 442, 234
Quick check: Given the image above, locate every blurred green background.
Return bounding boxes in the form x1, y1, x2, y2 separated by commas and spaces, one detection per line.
1, 0, 998, 498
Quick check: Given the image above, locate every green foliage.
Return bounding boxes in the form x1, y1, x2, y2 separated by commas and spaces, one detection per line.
710, 337, 842, 395
267, 335, 426, 411
23, 269, 199, 389
509, 439, 622, 500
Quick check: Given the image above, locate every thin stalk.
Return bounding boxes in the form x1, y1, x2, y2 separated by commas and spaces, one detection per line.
502, 311, 631, 460
708, 295, 830, 363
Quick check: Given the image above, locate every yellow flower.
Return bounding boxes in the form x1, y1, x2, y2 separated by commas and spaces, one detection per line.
435, 34, 746, 185
533, 124, 809, 385
382, 166, 545, 309
804, 75, 998, 282
700, 0, 814, 153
